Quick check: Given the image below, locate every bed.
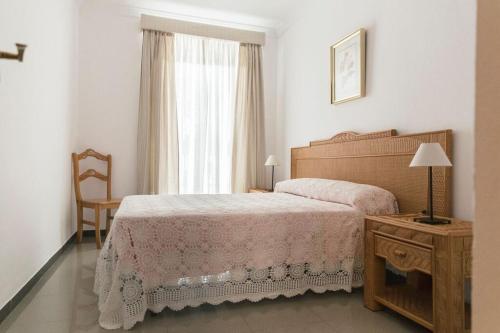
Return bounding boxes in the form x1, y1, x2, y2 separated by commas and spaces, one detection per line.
94, 129, 452, 330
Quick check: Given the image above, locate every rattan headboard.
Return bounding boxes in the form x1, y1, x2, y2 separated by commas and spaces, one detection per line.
291, 129, 452, 216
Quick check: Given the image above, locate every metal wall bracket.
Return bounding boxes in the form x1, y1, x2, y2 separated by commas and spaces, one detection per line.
0, 43, 27, 62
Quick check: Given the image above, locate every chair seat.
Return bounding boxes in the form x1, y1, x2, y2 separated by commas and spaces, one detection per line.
81, 198, 122, 209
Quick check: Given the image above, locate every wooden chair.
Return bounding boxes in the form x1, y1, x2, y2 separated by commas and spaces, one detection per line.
72, 149, 122, 249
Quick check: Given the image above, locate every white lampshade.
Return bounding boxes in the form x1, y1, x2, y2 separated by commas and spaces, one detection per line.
409, 143, 452, 167
265, 154, 279, 166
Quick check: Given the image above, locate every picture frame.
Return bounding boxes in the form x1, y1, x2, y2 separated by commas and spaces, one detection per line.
330, 28, 366, 104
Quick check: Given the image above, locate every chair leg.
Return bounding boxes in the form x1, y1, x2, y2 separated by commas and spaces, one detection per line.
106, 208, 111, 236
76, 203, 83, 243
95, 206, 101, 249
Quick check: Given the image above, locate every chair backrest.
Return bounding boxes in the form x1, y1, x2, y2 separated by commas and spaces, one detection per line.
72, 149, 112, 202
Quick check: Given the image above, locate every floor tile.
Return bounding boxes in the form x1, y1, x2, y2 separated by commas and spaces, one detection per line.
148, 305, 252, 333
253, 321, 333, 333
235, 297, 323, 332
0, 239, 429, 333
5, 321, 72, 333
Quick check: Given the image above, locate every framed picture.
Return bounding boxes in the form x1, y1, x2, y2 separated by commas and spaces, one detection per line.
330, 28, 366, 104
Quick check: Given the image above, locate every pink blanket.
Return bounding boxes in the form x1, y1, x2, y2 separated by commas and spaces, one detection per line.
95, 193, 365, 329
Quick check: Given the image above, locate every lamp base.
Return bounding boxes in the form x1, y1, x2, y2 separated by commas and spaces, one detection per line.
415, 216, 451, 225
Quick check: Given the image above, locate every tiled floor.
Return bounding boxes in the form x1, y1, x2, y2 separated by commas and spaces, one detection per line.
0, 240, 429, 333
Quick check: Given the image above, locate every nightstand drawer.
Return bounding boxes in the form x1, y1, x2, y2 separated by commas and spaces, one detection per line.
374, 235, 432, 275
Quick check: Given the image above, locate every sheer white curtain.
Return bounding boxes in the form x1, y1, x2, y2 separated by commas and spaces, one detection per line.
174, 34, 239, 194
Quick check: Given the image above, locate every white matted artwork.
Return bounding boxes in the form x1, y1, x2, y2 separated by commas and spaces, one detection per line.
330, 28, 366, 104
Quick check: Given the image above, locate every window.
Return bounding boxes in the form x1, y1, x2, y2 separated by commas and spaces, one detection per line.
174, 34, 239, 194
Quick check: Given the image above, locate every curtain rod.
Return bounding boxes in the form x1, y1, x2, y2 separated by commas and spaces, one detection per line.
140, 14, 266, 46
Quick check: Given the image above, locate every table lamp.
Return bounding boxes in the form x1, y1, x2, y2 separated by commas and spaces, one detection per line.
265, 155, 279, 191
410, 143, 452, 224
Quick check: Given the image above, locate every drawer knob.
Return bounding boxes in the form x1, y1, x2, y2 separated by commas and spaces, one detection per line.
394, 250, 407, 258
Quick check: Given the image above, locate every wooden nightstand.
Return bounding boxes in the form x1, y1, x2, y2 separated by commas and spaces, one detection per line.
248, 188, 272, 193
364, 214, 472, 333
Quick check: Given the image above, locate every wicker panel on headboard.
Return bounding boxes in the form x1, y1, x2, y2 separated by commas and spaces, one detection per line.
291, 130, 452, 216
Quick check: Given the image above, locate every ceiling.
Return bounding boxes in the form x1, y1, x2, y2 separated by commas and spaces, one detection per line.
106, 0, 305, 33
159, 0, 303, 25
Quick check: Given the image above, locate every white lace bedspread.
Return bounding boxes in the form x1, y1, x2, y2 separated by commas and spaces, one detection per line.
94, 193, 365, 329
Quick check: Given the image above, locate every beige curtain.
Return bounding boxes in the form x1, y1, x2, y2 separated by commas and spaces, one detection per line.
137, 30, 179, 194
231, 43, 266, 193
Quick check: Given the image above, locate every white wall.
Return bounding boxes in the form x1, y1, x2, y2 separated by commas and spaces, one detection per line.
0, 0, 79, 309
78, 0, 279, 207
275, 0, 476, 220
78, 1, 142, 203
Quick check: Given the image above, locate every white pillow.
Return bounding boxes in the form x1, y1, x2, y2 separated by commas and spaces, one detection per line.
274, 178, 399, 215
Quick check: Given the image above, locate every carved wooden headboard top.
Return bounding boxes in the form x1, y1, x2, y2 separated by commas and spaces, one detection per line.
291, 129, 452, 216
